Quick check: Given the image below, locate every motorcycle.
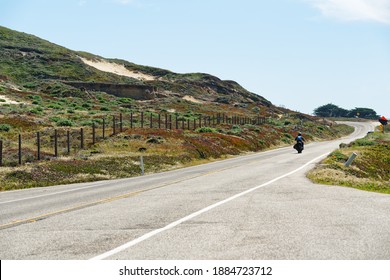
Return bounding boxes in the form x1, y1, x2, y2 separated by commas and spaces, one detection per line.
293, 141, 304, 153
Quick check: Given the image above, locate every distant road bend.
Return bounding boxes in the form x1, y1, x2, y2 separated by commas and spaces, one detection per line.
1, 121, 390, 260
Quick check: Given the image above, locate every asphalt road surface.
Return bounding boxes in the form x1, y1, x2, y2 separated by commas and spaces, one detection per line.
1, 121, 389, 260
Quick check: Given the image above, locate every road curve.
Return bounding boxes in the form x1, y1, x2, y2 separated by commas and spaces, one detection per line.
1, 121, 390, 260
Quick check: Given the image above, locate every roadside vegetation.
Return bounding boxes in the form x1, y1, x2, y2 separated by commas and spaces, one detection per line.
307, 129, 390, 194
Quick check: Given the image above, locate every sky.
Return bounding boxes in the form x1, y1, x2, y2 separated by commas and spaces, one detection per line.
0, 0, 389, 116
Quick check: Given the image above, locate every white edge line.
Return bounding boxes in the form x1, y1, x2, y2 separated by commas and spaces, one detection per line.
90, 152, 329, 260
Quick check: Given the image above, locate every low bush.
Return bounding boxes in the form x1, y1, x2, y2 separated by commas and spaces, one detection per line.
0, 124, 11, 132
195, 127, 217, 133
56, 118, 74, 127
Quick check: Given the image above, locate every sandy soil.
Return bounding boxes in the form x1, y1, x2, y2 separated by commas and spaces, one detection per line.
182, 95, 204, 104
79, 57, 155, 81
0, 94, 19, 104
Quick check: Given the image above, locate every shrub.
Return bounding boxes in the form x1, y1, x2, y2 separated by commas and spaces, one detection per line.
48, 103, 62, 110
56, 118, 74, 127
228, 125, 242, 135
0, 124, 11, 132
215, 97, 230, 104
118, 97, 134, 104
23, 83, 38, 89
100, 106, 110, 111
30, 107, 43, 114
283, 133, 293, 139
79, 120, 94, 126
251, 106, 260, 113
353, 139, 376, 147
329, 150, 348, 162
28, 95, 42, 101
5, 170, 33, 181
195, 127, 217, 133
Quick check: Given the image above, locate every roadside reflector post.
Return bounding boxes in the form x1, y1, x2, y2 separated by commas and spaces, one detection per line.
140, 155, 145, 176
345, 152, 357, 167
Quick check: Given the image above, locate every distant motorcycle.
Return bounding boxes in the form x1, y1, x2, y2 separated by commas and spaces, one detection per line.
293, 141, 304, 153
294, 133, 305, 153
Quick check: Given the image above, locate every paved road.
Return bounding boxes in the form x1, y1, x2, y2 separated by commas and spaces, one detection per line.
1, 121, 389, 260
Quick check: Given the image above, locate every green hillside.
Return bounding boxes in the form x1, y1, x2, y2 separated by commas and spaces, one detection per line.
0, 25, 269, 105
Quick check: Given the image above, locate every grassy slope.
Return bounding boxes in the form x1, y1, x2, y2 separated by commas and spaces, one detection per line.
0, 27, 138, 84
307, 129, 390, 194
0, 26, 268, 105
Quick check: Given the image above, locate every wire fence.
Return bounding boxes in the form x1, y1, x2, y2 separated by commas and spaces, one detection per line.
0, 111, 267, 166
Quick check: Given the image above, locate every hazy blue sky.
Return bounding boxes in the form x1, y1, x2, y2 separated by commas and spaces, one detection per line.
1, 0, 389, 115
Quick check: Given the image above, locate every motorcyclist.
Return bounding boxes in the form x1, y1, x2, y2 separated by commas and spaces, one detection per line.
295, 132, 305, 144
294, 132, 305, 153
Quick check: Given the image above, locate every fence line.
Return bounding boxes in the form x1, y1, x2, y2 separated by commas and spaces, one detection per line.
0, 111, 267, 167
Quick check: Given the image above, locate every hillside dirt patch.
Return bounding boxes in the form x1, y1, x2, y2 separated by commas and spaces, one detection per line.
0, 94, 20, 104
182, 95, 204, 104
79, 57, 156, 81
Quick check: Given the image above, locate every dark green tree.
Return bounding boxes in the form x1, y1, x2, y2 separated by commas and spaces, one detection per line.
347, 108, 378, 119
313, 103, 349, 117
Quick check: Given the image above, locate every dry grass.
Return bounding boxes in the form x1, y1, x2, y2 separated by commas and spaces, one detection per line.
308, 130, 390, 194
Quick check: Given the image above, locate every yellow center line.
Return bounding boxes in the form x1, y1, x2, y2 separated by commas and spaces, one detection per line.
0, 160, 255, 230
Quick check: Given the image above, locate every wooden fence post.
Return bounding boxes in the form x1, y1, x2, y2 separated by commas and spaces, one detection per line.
54, 129, 58, 157
67, 130, 70, 154
92, 122, 96, 145
150, 113, 153, 128
18, 134, 22, 165
130, 112, 133, 129
80, 128, 84, 149
141, 112, 144, 128
37, 132, 41, 161
102, 118, 106, 139
113, 115, 116, 135
120, 113, 123, 133
0, 140, 3, 166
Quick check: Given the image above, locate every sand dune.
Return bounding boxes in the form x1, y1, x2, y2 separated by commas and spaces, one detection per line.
79, 57, 155, 81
